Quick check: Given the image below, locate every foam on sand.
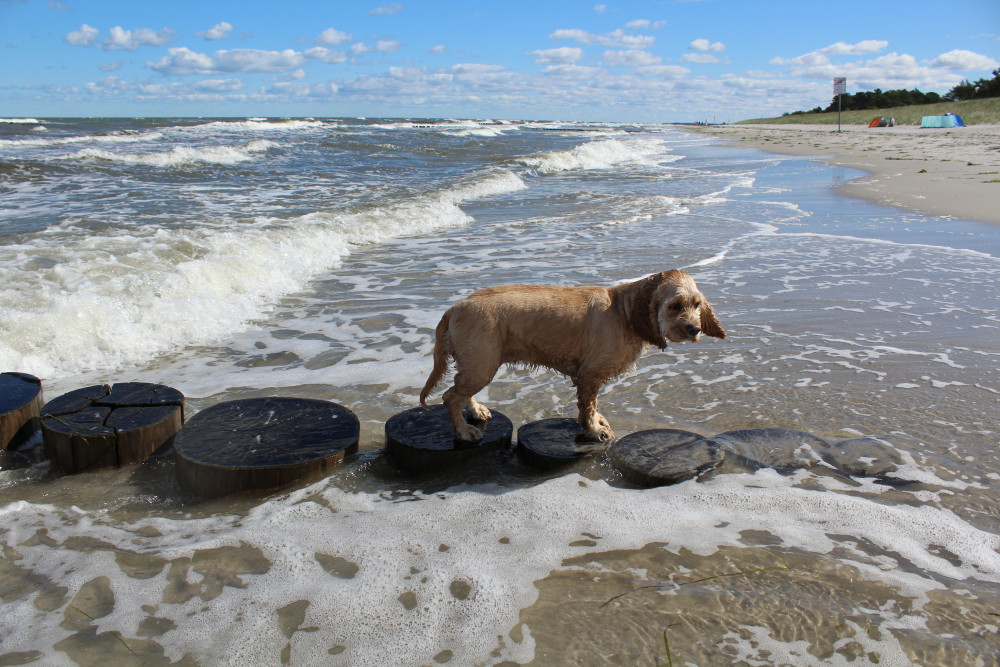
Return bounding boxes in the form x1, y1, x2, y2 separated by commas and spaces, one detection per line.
1, 471, 996, 665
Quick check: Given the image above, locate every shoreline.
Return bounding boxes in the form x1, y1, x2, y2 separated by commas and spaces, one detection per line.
689, 123, 1000, 226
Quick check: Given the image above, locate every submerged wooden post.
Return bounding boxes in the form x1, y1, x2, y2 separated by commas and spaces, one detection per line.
41, 383, 185, 473
0, 372, 44, 450
174, 397, 359, 499
384, 404, 512, 474
516, 417, 606, 470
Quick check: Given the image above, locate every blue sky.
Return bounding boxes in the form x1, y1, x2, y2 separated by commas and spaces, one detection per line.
2, 0, 998, 121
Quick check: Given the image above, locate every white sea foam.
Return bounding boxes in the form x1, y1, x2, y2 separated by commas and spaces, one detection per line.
2, 472, 997, 665
521, 138, 671, 173
0, 130, 165, 149
0, 170, 526, 378
186, 119, 328, 133
0, 118, 41, 124
60, 139, 277, 167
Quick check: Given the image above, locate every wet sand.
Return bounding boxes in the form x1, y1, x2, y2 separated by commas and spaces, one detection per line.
691, 123, 1000, 225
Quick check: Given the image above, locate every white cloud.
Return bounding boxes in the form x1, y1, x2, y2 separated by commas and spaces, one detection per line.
627, 19, 666, 30
429, 45, 447, 55
350, 43, 370, 56
147, 47, 307, 75
65, 24, 99, 47
682, 52, 722, 64
100, 60, 122, 72
317, 28, 352, 46
48, 1, 70, 11
194, 78, 244, 92
371, 3, 403, 15
304, 47, 348, 64
930, 49, 999, 71
201, 22, 233, 41
594, 4, 607, 14
818, 40, 888, 56
549, 28, 655, 49
541, 64, 602, 78
772, 40, 886, 67
376, 40, 401, 54
603, 49, 661, 67
637, 64, 691, 79
529, 47, 584, 65
689, 38, 725, 53
102, 26, 177, 51
451, 63, 506, 73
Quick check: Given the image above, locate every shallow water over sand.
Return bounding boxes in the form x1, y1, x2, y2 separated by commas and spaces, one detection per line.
1, 119, 999, 665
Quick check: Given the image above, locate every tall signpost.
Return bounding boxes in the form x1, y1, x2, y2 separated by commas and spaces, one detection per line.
834, 77, 847, 133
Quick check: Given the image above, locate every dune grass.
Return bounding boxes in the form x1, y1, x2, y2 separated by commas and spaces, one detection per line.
738, 97, 1000, 126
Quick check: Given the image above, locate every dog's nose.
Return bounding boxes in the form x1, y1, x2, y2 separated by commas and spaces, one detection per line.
685, 324, 701, 337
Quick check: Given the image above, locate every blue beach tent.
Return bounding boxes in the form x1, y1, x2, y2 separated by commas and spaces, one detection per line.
921, 113, 966, 128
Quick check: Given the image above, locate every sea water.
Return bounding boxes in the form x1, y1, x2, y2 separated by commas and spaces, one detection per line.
1, 118, 998, 665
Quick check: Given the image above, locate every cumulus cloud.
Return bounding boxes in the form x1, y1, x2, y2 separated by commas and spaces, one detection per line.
689, 38, 725, 53
193, 78, 244, 92
682, 52, 723, 64
637, 64, 691, 79
200, 22, 233, 41
371, 3, 403, 15
529, 47, 584, 65
429, 45, 447, 55
549, 28, 655, 49
603, 49, 662, 67
147, 47, 307, 75
102, 26, 177, 51
818, 40, 887, 55
930, 49, 999, 71
304, 47, 348, 64
627, 19, 666, 30
772, 40, 886, 66
594, 4, 607, 13
376, 40, 401, 53
65, 24, 99, 47
317, 28, 352, 46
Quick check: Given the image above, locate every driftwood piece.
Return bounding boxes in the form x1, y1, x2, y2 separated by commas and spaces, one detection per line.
516, 417, 606, 470
173, 397, 359, 499
41, 383, 184, 473
384, 404, 512, 474
0, 372, 44, 450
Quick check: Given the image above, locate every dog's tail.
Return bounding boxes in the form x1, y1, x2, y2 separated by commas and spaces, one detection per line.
419, 311, 451, 406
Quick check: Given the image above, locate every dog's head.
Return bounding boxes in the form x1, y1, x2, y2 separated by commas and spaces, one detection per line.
652, 270, 726, 345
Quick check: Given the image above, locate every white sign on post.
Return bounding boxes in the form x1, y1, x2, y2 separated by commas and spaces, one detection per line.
833, 78, 847, 132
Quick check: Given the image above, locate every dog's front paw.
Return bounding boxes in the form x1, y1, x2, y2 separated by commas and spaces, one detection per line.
455, 422, 484, 443
580, 424, 615, 443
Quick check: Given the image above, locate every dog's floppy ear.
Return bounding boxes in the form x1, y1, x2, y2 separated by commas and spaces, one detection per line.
700, 301, 726, 339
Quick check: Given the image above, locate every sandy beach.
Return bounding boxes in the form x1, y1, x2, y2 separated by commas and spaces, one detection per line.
692, 123, 1000, 226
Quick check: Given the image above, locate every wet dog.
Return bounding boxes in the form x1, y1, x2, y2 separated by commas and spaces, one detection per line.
420, 270, 726, 442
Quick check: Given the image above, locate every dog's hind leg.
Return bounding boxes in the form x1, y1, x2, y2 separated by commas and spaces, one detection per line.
465, 395, 491, 422
443, 364, 497, 441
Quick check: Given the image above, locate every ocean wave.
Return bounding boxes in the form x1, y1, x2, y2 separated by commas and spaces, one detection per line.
59, 139, 278, 167
0, 170, 526, 377
0, 130, 165, 149
185, 119, 328, 133
520, 137, 672, 174
0, 118, 41, 124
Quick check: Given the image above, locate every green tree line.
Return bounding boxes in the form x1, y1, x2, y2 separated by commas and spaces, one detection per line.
785, 69, 1000, 116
